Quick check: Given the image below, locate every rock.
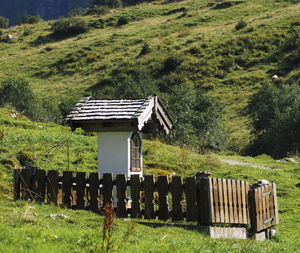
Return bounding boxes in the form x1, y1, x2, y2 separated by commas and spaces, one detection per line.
7, 34, 13, 40
284, 157, 297, 163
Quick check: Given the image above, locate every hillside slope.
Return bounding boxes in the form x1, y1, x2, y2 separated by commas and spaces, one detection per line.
0, 0, 299, 150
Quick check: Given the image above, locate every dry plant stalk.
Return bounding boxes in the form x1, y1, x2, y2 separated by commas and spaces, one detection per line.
102, 203, 114, 252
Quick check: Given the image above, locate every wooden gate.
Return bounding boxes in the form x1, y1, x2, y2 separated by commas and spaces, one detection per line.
249, 183, 279, 232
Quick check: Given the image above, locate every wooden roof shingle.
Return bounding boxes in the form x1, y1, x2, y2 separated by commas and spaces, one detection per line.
66, 95, 173, 134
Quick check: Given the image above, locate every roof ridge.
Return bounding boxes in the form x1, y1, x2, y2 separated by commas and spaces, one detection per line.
73, 96, 93, 120
132, 96, 152, 118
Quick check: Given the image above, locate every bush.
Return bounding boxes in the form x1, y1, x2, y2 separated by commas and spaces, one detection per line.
51, 17, 87, 36
162, 56, 183, 73
68, 7, 87, 17
116, 16, 130, 26
0, 16, 9, 28
247, 82, 300, 158
23, 26, 33, 36
235, 20, 247, 30
139, 42, 151, 56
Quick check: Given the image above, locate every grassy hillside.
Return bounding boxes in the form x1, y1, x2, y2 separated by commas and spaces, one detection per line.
0, 0, 299, 150
0, 108, 299, 252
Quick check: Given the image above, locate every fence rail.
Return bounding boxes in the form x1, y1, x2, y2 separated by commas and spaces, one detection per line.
13, 168, 278, 230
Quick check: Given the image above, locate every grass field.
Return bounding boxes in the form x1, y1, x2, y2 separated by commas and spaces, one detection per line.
0, 108, 299, 252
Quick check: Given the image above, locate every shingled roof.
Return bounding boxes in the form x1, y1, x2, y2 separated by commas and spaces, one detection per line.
66, 95, 173, 134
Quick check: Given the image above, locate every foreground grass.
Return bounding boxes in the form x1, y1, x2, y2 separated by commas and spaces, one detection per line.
0, 199, 299, 253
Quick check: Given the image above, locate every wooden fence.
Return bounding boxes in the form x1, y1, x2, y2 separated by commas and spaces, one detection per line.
249, 183, 279, 232
13, 168, 278, 231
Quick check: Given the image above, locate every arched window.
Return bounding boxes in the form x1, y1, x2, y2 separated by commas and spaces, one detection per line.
130, 132, 141, 172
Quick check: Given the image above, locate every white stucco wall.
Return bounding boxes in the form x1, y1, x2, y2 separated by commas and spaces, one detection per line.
97, 132, 143, 178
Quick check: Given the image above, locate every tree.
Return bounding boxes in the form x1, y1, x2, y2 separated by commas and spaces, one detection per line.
90, 0, 122, 8
0, 16, 9, 28
247, 82, 300, 158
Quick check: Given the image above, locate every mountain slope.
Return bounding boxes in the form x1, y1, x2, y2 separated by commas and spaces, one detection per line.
0, 0, 299, 150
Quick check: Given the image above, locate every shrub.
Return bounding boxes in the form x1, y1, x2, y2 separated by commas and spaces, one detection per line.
162, 56, 183, 73
68, 7, 87, 17
116, 16, 130, 26
23, 26, 33, 36
247, 82, 300, 158
235, 20, 247, 30
0, 16, 9, 28
139, 42, 150, 56
51, 17, 87, 36
93, 6, 110, 15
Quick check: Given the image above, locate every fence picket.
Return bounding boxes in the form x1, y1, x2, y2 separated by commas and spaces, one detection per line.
245, 182, 250, 224
157, 176, 169, 220
213, 178, 220, 223
103, 173, 113, 208
62, 171, 73, 208
227, 179, 234, 223
116, 174, 127, 218
208, 178, 215, 223
76, 172, 86, 209
21, 169, 32, 200
144, 175, 155, 219
171, 176, 183, 221
47, 170, 58, 205
272, 183, 279, 225
89, 172, 99, 212
223, 179, 229, 223
130, 175, 141, 218
185, 177, 197, 222
241, 181, 247, 224
33, 169, 46, 202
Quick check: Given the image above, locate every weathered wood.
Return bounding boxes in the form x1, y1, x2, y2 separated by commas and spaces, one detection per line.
116, 174, 127, 218
130, 175, 141, 218
47, 170, 58, 205
269, 184, 275, 226
236, 180, 242, 224
223, 179, 229, 223
232, 180, 238, 224
264, 185, 271, 228
245, 182, 250, 224
76, 172, 86, 209
33, 169, 46, 202
197, 178, 212, 224
185, 177, 197, 222
213, 178, 219, 223
262, 186, 267, 229
89, 172, 99, 212
144, 175, 155, 219
272, 183, 279, 225
208, 178, 215, 223
217, 178, 224, 223
171, 176, 183, 221
227, 179, 234, 223
21, 169, 32, 200
62, 171, 73, 208
241, 181, 247, 224
157, 176, 169, 220
102, 173, 113, 208
258, 187, 263, 231
13, 169, 21, 200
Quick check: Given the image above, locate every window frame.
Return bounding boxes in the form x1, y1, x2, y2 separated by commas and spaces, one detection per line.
130, 132, 141, 172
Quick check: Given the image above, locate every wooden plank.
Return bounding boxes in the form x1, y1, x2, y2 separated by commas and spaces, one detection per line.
185, 177, 197, 222
249, 189, 256, 232
217, 178, 224, 223
21, 169, 32, 200
13, 169, 21, 200
171, 176, 183, 221
144, 175, 155, 219
241, 181, 247, 224
76, 172, 86, 209
227, 179, 234, 223
236, 180, 242, 224
232, 180, 238, 224
262, 186, 267, 229
157, 176, 169, 220
208, 178, 215, 223
197, 178, 212, 224
213, 178, 220, 223
223, 179, 229, 223
265, 184, 271, 228
254, 188, 260, 232
245, 182, 250, 224
62, 171, 73, 208
89, 172, 100, 212
258, 187, 263, 231
130, 175, 141, 218
272, 183, 279, 225
34, 169, 46, 202
102, 173, 113, 208
116, 174, 127, 218
47, 170, 58, 205
269, 184, 275, 226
